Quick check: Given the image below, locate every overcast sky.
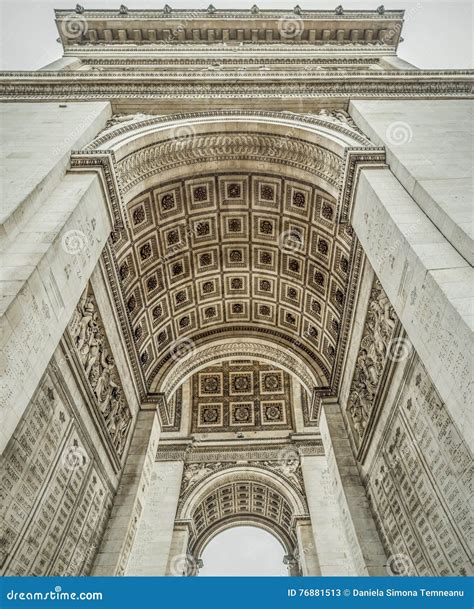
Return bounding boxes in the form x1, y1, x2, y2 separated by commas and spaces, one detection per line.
199, 526, 288, 576
0, 0, 473, 70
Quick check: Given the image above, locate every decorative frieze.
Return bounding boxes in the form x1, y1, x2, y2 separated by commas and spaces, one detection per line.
156, 440, 324, 464
68, 286, 133, 459
115, 133, 343, 193
346, 277, 398, 447
1, 77, 472, 103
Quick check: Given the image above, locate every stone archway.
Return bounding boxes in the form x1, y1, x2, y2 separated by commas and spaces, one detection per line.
167, 466, 317, 576
70, 110, 384, 429
2, 8, 472, 582
76, 110, 386, 578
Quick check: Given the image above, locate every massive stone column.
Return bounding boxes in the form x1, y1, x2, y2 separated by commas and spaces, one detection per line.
1, 102, 112, 453
165, 520, 194, 576
294, 518, 321, 576
349, 100, 473, 453
301, 454, 358, 576
318, 402, 388, 576
92, 407, 161, 575
126, 460, 184, 575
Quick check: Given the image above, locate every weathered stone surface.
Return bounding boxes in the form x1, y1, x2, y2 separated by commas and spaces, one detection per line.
1, 7, 471, 580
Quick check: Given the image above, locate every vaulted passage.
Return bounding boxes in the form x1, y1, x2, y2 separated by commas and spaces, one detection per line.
114, 172, 352, 389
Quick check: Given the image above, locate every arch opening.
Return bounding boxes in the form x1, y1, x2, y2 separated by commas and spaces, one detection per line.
198, 525, 288, 576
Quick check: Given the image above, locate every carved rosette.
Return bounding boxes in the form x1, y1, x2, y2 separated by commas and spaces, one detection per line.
69, 287, 133, 458
346, 277, 397, 446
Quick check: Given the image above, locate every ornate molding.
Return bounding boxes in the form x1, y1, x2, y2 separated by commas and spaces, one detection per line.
148, 326, 332, 395
1, 75, 472, 101
54, 9, 403, 50
115, 132, 343, 193
79, 57, 383, 66
87, 109, 372, 150
69, 151, 125, 228
338, 148, 387, 222
160, 341, 316, 400
156, 440, 324, 463
178, 459, 306, 508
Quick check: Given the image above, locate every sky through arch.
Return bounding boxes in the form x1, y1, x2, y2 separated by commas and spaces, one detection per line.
198, 525, 288, 576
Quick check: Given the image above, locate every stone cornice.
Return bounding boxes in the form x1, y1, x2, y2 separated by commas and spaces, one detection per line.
63, 44, 397, 58
155, 439, 324, 462
1, 71, 471, 101
78, 56, 382, 65
55, 8, 404, 51
56, 8, 404, 20
116, 132, 343, 193
3, 69, 471, 79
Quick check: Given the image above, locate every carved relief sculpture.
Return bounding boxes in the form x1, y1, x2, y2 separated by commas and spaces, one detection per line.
347, 277, 397, 444
69, 287, 132, 457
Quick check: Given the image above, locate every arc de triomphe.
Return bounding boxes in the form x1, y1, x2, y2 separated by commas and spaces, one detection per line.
0, 7, 472, 578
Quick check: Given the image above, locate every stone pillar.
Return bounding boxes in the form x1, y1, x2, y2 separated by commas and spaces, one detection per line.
284, 554, 300, 577
319, 399, 387, 575
126, 460, 184, 575
166, 520, 193, 576
0, 101, 112, 453
294, 518, 321, 576
291, 377, 305, 432
92, 407, 161, 575
301, 454, 356, 575
349, 100, 473, 451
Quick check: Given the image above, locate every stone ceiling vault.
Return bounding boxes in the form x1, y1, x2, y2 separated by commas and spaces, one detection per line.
72, 111, 384, 425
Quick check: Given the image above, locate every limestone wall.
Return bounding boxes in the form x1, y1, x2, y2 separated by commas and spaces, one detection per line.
364, 352, 473, 576
0, 350, 114, 575
337, 268, 473, 576
1, 102, 112, 454
0, 277, 139, 575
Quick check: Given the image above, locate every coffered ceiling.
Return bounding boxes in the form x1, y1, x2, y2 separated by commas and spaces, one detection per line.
190, 360, 294, 433
110, 170, 354, 390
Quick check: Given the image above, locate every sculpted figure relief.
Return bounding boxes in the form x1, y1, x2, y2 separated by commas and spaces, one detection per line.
70, 289, 132, 457
347, 278, 397, 443
181, 462, 224, 493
